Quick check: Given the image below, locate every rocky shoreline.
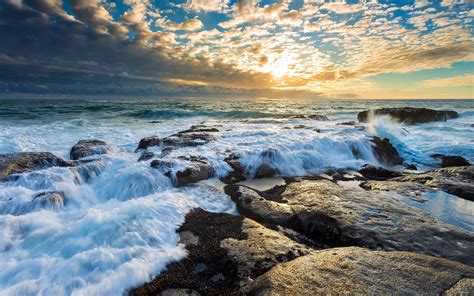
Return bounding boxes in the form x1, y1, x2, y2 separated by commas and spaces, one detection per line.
1, 107, 473, 295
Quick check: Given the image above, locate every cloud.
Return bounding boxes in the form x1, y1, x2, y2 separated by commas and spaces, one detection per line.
185, 0, 230, 12
157, 18, 204, 31
418, 74, 474, 88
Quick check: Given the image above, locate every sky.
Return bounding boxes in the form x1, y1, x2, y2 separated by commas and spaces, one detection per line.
0, 0, 473, 99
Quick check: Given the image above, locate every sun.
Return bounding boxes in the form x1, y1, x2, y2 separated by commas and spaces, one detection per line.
264, 56, 293, 79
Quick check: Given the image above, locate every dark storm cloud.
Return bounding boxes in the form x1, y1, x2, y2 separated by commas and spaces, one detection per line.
0, 1, 275, 96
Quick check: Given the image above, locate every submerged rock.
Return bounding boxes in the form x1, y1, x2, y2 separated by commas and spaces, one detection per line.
70, 139, 110, 160
245, 247, 474, 295
226, 178, 474, 265
358, 107, 458, 125
0, 152, 73, 180
431, 154, 470, 167
135, 136, 161, 152
130, 208, 311, 296
370, 136, 403, 166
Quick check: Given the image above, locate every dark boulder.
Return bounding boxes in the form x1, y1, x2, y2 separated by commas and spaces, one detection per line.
254, 163, 277, 179
70, 139, 110, 160
135, 136, 161, 152
358, 107, 458, 125
370, 137, 403, 166
358, 164, 403, 180
220, 154, 247, 184
0, 152, 73, 179
138, 151, 155, 162
431, 154, 470, 167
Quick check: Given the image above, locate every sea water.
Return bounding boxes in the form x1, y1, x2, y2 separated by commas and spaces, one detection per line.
0, 97, 473, 295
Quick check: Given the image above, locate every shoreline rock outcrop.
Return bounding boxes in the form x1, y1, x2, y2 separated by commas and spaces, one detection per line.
358, 107, 458, 125
0, 152, 73, 180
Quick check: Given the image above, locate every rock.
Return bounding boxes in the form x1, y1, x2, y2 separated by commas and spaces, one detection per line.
135, 136, 161, 152
161, 126, 218, 148
358, 164, 402, 180
163, 133, 216, 147
307, 114, 329, 121
220, 154, 247, 184
158, 289, 200, 296
138, 151, 155, 162
130, 208, 311, 296
255, 163, 277, 179
283, 114, 329, 121
293, 125, 306, 129
175, 161, 214, 187
444, 278, 474, 295
386, 166, 474, 201
150, 159, 173, 170
70, 139, 110, 160
227, 178, 474, 264
245, 247, 474, 295
358, 107, 458, 125
338, 121, 357, 126
404, 163, 418, 170
371, 136, 403, 166
431, 154, 470, 167
177, 125, 219, 134
29, 191, 65, 211
0, 152, 73, 180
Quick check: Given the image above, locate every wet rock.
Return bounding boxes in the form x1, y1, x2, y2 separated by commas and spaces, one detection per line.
254, 163, 277, 179
245, 247, 474, 295
404, 163, 418, 170
358, 164, 403, 180
389, 166, 474, 201
158, 289, 200, 296
135, 136, 161, 152
371, 136, 403, 166
293, 125, 306, 129
0, 152, 73, 180
130, 208, 311, 296
150, 159, 173, 170
178, 125, 219, 134
358, 107, 458, 125
282, 114, 329, 121
338, 121, 357, 126
431, 154, 470, 167
70, 139, 110, 160
163, 133, 216, 147
29, 191, 65, 211
220, 154, 247, 184
175, 161, 214, 187
227, 178, 474, 264
138, 151, 155, 162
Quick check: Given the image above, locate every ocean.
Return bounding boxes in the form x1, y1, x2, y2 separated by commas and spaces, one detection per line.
0, 97, 473, 295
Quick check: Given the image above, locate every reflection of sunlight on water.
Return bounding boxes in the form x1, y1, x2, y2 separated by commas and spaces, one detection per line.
400, 190, 474, 232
